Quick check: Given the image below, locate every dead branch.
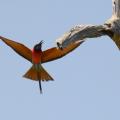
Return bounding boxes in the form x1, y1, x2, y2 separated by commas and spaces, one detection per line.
56, 0, 120, 50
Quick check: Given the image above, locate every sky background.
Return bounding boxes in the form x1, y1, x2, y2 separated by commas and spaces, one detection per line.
0, 0, 120, 120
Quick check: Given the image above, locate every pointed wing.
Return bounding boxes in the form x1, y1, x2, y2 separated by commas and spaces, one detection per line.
0, 36, 32, 62
41, 40, 84, 63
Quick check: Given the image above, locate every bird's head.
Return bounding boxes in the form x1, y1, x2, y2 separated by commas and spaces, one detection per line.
34, 40, 43, 51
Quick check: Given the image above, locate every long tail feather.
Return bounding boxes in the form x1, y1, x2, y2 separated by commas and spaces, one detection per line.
23, 65, 53, 93
37, 71, 42, 94
39, 80, 42, 94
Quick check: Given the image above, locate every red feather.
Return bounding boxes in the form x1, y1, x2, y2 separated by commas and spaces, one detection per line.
32, 49, 42, 64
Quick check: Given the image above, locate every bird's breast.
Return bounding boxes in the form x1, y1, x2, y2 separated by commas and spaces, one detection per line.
32, 50, 42, 64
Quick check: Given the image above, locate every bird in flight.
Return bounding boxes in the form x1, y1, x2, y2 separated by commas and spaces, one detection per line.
0, 36, 83, 93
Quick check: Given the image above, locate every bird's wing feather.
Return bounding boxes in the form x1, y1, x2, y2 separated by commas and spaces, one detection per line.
0, 36, 84, 64
42, 40, 84, 63
0, 36, 32, 62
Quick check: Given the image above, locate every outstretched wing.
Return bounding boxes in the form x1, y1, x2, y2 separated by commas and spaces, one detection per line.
42, 40, 84, 63
0, 36, 83, 64
0, 36, 32, 62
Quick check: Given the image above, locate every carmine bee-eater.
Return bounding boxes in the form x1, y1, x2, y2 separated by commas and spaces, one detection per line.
0, 36, 83, 93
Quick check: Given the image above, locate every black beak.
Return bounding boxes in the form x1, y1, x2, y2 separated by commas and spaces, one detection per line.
39, 40, 44, 45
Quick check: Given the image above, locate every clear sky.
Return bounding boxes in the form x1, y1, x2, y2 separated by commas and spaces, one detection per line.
0, 0, 120, 120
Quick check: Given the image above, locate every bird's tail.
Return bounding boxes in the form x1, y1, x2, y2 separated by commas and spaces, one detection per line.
23, 65, 53, 93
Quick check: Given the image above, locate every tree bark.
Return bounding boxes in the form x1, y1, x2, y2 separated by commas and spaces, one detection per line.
56, 0, 120, 50
112, 0, 120, 18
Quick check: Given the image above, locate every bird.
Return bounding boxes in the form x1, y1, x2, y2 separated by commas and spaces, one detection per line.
0, 36, 83, 93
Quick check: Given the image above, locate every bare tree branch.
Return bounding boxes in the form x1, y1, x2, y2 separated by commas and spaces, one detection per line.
112, 0, 120, 18
56, 0, 120, 50
56, 24, 111, 49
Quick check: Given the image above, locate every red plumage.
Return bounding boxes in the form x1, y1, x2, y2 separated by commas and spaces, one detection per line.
32, 49, 42, 64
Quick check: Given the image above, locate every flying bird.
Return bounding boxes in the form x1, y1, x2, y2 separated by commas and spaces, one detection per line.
0, 36, 83, 93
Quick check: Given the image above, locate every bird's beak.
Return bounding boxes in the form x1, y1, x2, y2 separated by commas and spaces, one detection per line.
57, 42, 63, 50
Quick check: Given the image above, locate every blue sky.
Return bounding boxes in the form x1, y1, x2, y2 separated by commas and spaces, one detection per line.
0, 0, 120, 120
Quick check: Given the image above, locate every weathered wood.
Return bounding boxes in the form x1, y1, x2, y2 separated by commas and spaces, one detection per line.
56, 24, 110, 49
56, 0, 120, 50
112, 0, 120, 18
